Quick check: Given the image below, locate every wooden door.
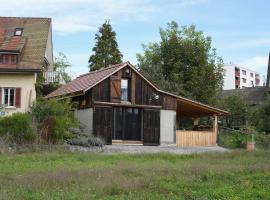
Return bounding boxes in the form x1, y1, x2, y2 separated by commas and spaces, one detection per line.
143, 109, 160, 145
93, 106, 113, 144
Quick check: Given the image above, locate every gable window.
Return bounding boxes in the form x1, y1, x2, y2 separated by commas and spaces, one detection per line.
2, 88, 15, 107
121, 79, 129, 101
14, 28, 23, 36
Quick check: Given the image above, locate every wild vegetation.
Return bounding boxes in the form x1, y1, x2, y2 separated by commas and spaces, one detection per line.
0, 151, 269, 199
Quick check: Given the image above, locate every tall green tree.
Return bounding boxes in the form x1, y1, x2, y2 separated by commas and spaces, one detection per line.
137, 21, 224, 104
88, 20, 123, 71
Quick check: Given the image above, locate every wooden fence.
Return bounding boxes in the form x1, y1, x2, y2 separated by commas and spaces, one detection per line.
176, 130, 216, 147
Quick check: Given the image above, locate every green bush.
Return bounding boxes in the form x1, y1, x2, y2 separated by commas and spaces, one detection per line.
218, 130, 270, 149
0, 113, 36, 144
31, 98, 78, 143
218, 130, 249, 149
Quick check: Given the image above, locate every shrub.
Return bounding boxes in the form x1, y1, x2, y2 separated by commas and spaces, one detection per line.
31, 98, 78, 143
218, 129, 270, 149
0, 113, 36, 144
218, 130, 249, 149
68, 135, 104, 147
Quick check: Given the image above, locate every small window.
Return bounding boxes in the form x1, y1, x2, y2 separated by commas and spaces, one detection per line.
242, 70, 246, 75
121, 79, 129, 101
11, 55, 16, 64
242, 78, 246, 83
2, 88, 15, 107
14, 28, 23, 36
3, 55, 9, 64
250, 73, 253, 77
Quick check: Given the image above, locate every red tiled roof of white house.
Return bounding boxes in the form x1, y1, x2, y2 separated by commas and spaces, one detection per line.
0, 17, 51, 71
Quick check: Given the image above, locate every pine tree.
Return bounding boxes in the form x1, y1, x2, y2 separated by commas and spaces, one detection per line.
88, 20, 123, 71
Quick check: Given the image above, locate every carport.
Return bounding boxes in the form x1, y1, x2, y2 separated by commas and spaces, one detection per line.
176, 97, 228, 147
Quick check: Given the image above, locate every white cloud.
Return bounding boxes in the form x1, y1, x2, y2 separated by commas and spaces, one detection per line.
238, 55, 268, 73
0, 0, 207, 34
225, 39, 270, 49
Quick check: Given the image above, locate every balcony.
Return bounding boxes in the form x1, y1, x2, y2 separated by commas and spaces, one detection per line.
235, 80, 240, 86
235, 70, 240, 77
43, 71, 65, 84
255, 78, 260, 86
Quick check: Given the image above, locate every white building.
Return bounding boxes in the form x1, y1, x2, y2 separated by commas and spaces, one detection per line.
223, 64, 261, 90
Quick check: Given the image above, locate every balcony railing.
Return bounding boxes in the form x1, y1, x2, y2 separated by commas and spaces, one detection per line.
235, 80, 240, 85
43, 71, 64, 84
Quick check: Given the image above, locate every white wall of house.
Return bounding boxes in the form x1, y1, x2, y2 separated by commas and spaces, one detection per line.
74, 108, 93, 135
223, 64, 261, 90
0, 73, 36, 116
45, 23, 54, 71
223, 64, 235, 90
160, 110, 176, 144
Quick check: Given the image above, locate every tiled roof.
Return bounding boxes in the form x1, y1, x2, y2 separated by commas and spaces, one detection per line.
0, 17, 51, 71
47, 62, 129, 98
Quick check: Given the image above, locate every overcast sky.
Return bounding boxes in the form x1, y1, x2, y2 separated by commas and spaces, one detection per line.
1, 0, 269, 81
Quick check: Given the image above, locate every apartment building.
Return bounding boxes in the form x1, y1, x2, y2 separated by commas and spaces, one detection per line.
223, 64, 260, 90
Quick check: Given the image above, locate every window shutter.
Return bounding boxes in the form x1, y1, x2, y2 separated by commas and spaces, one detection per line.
0, 87, 2, 106
15, 88, 21, 108
110, 76, 121, 103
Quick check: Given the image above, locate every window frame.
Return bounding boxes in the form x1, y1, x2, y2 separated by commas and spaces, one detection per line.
2, 88, 15, 107
14, 28, 23, 36
121, 78, 130, 102
242, 70, 246, 75
242, 78, 247, 83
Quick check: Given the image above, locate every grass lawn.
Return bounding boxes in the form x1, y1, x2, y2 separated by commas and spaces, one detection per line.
0, 150, 270, 200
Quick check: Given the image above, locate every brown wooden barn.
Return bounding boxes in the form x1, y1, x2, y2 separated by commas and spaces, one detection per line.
47, 62, 227, 147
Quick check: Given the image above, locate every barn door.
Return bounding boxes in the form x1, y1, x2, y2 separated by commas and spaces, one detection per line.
93, 106, 113, 144
143, 109, 160, 145
110, 74, 121, 103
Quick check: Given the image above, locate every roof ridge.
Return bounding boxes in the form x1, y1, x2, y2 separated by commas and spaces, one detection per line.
78, 62, 128, 78
0, 16, 51, 20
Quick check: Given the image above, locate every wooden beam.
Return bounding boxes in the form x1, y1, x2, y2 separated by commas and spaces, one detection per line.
93, 101, 162, 109
213, 115, 218, 145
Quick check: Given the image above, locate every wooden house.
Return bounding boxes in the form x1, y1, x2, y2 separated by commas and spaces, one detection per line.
47, 62, 227, 147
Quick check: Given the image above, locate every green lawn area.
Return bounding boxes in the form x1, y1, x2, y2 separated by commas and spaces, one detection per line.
0, 151, 270, 200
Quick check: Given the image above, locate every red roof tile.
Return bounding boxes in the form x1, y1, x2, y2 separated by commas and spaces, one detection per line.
47, 62, 129, 98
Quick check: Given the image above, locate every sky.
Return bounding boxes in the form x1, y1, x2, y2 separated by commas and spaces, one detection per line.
0, 0, 269, 82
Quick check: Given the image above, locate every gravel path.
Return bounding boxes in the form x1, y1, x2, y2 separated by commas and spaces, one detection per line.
102, 144, 228, 154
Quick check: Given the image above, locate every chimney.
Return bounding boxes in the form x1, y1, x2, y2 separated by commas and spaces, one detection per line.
267, 53, 270, 88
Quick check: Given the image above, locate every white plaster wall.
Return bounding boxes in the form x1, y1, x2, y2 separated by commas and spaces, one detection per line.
45, 23, 54, 71
223, 65, 235, 90
0, 73, 36, 115
160, 110, 176, 144
74, 108, 93, 135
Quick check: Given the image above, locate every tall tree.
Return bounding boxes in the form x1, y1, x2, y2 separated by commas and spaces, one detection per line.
88, 20, 123, 71
137, 21, 224, 104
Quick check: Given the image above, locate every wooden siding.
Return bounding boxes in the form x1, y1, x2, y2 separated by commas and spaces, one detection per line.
176, 130, 216, 147
143, 109, 160, 145
92, 78, 110, 102
162, 94, 177, 110
135, 75, 161, 106
93, 106, 113, 144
